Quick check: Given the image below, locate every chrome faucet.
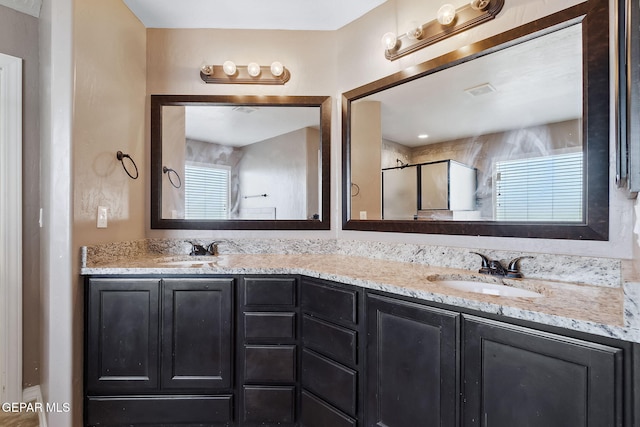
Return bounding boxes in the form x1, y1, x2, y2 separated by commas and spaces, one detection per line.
471, 252, 532, 278
189, 242, 218, 256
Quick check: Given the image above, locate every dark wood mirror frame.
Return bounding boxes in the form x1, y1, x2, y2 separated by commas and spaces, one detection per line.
342, 0, 610, 240
151, 95, 331, 230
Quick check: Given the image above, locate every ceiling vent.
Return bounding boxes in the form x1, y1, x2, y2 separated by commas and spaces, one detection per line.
464, 83, 496, 97
232, 106, 259, 114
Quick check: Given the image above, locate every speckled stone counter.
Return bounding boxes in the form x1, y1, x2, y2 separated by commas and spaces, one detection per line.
80, 238, 640, 344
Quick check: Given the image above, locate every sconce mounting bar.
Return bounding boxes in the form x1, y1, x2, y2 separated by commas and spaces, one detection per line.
386, 0, 504, 61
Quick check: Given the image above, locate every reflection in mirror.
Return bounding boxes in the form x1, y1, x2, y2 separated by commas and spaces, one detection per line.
151, 95, 331, 230
162, 105, 320, 220
344, 1, 610, 240
352, 24, 582, 222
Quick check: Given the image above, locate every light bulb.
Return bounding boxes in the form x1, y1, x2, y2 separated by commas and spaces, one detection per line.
222, 60, 237, 76
270, 61, 284, 77
247, 62, 261, 77
437, 4, 456, 26
200, 64, 214, 76
381, 32, 398, 50
406, 22, 423, 40
470, 0, 490, 10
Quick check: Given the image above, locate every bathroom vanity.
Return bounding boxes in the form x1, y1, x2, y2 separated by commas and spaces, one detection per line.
81, 248, 640, 427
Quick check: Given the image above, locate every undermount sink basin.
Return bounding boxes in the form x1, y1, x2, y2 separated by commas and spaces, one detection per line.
434, 280, 543, 298
159, 260, 218, 266
157, 256, 221, 267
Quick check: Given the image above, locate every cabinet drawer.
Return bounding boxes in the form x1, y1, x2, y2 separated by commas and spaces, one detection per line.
302, 315, 357, 366
300, 390, 356, 427
301, 349, 357, 416
243, 386, 295, 424
245, 345, 296, 383
244, 277, 296, 306
245, 312, 296, 341
301, 279, 357, 326
86, 395, 233, 425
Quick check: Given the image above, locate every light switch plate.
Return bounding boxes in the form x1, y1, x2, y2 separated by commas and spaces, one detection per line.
97, 206, 108, 228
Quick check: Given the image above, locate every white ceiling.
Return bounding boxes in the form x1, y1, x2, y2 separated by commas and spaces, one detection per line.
122, 0, 387, 30
185, 106, 320, 146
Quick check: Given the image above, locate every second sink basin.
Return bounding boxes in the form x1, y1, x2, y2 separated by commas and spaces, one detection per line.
157, 255, 222, 267
434, 279, 543, 298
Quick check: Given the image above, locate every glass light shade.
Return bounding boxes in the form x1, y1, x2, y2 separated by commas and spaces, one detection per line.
200, 64, 213, 76
222, 60, 237, 76
406, 22, 423, 40
270, 61, 284, 77
437, 4, 456, 25
247, 62, 261, 77
381, 32, 398, 50
470, 0, 490, 10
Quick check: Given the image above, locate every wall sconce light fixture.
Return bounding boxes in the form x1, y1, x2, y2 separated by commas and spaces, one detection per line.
200, 61, 290, 85
383, 0, 504, 61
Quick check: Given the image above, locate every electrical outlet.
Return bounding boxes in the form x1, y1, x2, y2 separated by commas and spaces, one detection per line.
359, 211, 367, 220
97, 206, 108, 228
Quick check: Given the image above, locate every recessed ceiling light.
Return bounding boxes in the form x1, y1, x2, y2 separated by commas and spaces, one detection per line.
418, 134, 429, 139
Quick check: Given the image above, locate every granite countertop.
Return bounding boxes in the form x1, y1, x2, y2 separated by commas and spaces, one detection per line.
81, 251, 638, 343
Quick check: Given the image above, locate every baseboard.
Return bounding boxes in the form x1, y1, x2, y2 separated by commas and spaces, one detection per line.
22, 385, 47, 427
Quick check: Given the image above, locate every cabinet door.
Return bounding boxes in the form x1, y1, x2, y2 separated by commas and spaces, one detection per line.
463, 316, 623, 427
366, 294, 459, 427
86, 278, 160, 394
161, 278, 233, 390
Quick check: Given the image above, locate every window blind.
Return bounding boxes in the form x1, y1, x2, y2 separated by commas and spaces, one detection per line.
184, 164, 230, 219
495, 152, 583, 222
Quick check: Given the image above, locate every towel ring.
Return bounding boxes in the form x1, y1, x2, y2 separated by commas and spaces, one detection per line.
116, 151, 139, 180
163, 166, 182, 189
351, 182, 360, 197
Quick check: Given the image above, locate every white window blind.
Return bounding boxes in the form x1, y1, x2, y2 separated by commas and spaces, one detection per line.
495, 152, 583, 222
184, 164, 230, 219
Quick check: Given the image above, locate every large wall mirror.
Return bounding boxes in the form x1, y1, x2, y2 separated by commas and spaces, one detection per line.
151, 95, 331, 230
343, 0, 609, 240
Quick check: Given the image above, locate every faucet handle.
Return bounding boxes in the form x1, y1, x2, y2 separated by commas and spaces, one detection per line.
471, 252, 491, 274
189, 242, 207, 256
506, 256, 533, 278
206, 242, 219, 256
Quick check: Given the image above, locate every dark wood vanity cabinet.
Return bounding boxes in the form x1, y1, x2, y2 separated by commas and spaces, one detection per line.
85, 275, 636, 427
85, 277, 234, 426
365, 294, 459, 427
462, 316, 624, 427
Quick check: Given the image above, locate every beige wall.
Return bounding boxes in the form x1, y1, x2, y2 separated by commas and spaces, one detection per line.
306, 127, 321, 219
238, 128, 310, 220
146, 29, 337, 96
351, 101, 382, 220
72, 0, 146, 424
0, 4, 41, 388
161, 106, 186, 218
